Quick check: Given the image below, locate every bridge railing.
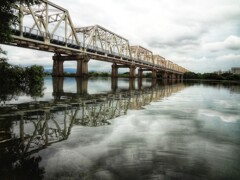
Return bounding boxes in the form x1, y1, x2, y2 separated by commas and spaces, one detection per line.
12, 25, 83, 50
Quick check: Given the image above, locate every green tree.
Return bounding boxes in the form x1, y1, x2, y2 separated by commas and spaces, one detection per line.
0, 0, 38, 43
0, 47, 7, 62
24, 65, 44, 97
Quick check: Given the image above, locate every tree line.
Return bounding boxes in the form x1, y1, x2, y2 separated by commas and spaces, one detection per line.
184, 72, 240, 81
0, 56, 45, 102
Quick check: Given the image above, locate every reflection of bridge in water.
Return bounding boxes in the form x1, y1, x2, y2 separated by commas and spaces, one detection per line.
0, 79, 185, 157
53, 77, 182, 98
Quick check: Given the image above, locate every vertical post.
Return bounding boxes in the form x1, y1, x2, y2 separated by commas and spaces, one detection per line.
129, 66, 136, 78
76, 77, 88, 95
111, 63, 118, 78
138, 78, 142, 90
111, 78, 118, 92
171, 73, 175, 79
19, 3, 23, 37
152, 78, 157, 88
52, 55, 64, 76
129, 79, 135, 90
52, 59, 58, 76
138, 68, 143, 78
76, 58, 89, 77
152, 70, 157, 78
58, 60, 64, 76
52, 77, 64, 100
65, 12, 68, 44
45, 1, 49, 37
161, 71, 168, 79
167, 73, 172, 79
54, 77, 64, 93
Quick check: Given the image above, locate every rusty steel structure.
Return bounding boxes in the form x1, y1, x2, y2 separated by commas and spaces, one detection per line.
5, 0, 188, 78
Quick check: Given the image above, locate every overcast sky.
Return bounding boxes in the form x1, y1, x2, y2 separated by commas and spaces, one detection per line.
2, 0, 240, 73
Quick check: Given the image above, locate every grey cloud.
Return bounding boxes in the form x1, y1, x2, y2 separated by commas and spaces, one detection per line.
148, 38, 200, 49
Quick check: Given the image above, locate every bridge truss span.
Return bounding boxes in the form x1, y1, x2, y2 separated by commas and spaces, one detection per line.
75, 25, 132, 60
4, 0, 189, 78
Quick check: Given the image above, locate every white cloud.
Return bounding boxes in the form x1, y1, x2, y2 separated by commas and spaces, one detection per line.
204, 36, 240, 52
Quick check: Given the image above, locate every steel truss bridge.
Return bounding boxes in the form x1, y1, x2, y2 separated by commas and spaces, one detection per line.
3, 0, 188, 78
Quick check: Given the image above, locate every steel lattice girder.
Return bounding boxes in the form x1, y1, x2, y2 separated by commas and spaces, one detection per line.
153, 55, 167, 68
130, 46, 153, 63
75, 25, 131, 58
15, 0, 79, 45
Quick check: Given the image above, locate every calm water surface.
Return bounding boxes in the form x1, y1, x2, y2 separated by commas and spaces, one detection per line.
0, 78, 240, 180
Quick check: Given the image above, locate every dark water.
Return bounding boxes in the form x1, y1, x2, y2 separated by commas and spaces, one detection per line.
0, 77, 240, 180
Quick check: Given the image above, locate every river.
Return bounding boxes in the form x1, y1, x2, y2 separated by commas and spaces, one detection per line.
0, 77, 240, 180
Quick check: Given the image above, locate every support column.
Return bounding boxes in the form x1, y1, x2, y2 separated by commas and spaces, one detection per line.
53, 54, 89, 77
172, 74, 176, 79
52, 58, 64, 77
129, 79, 135, 90
53, 77, 64, 93
138, 78, 142, 90
77, 59, 88, 77
111, 78, 118, 92
152, 70, 157, 78
76, 78, 88, 95
111, 63, 118, 78
138, 68, 143, 78
129, 66, 136, 78
161, 71, 168, 79
52, 77, 64, 100
151, 78, 157, 88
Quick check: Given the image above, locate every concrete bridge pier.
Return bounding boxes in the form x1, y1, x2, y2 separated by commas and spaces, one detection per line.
151, 78, 157, 88
111, 63, 119, 78
138, 68, 156, 78
167, 73, 172, 79
53, 77, 64, 94
52, 58, 64, 76
76, 59, 89, 77
161, 71, 168, 79
129, 79, 135, 90
52, 54, 89, 77
172, 73, 176, 79
138, 78, 142, 90
138, 68, 143, 78
111, 78, 118, 92
129, 66, 136, 78
152, 70, 157, 78
111, 64, 136, 78
76, 78, 88, 95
